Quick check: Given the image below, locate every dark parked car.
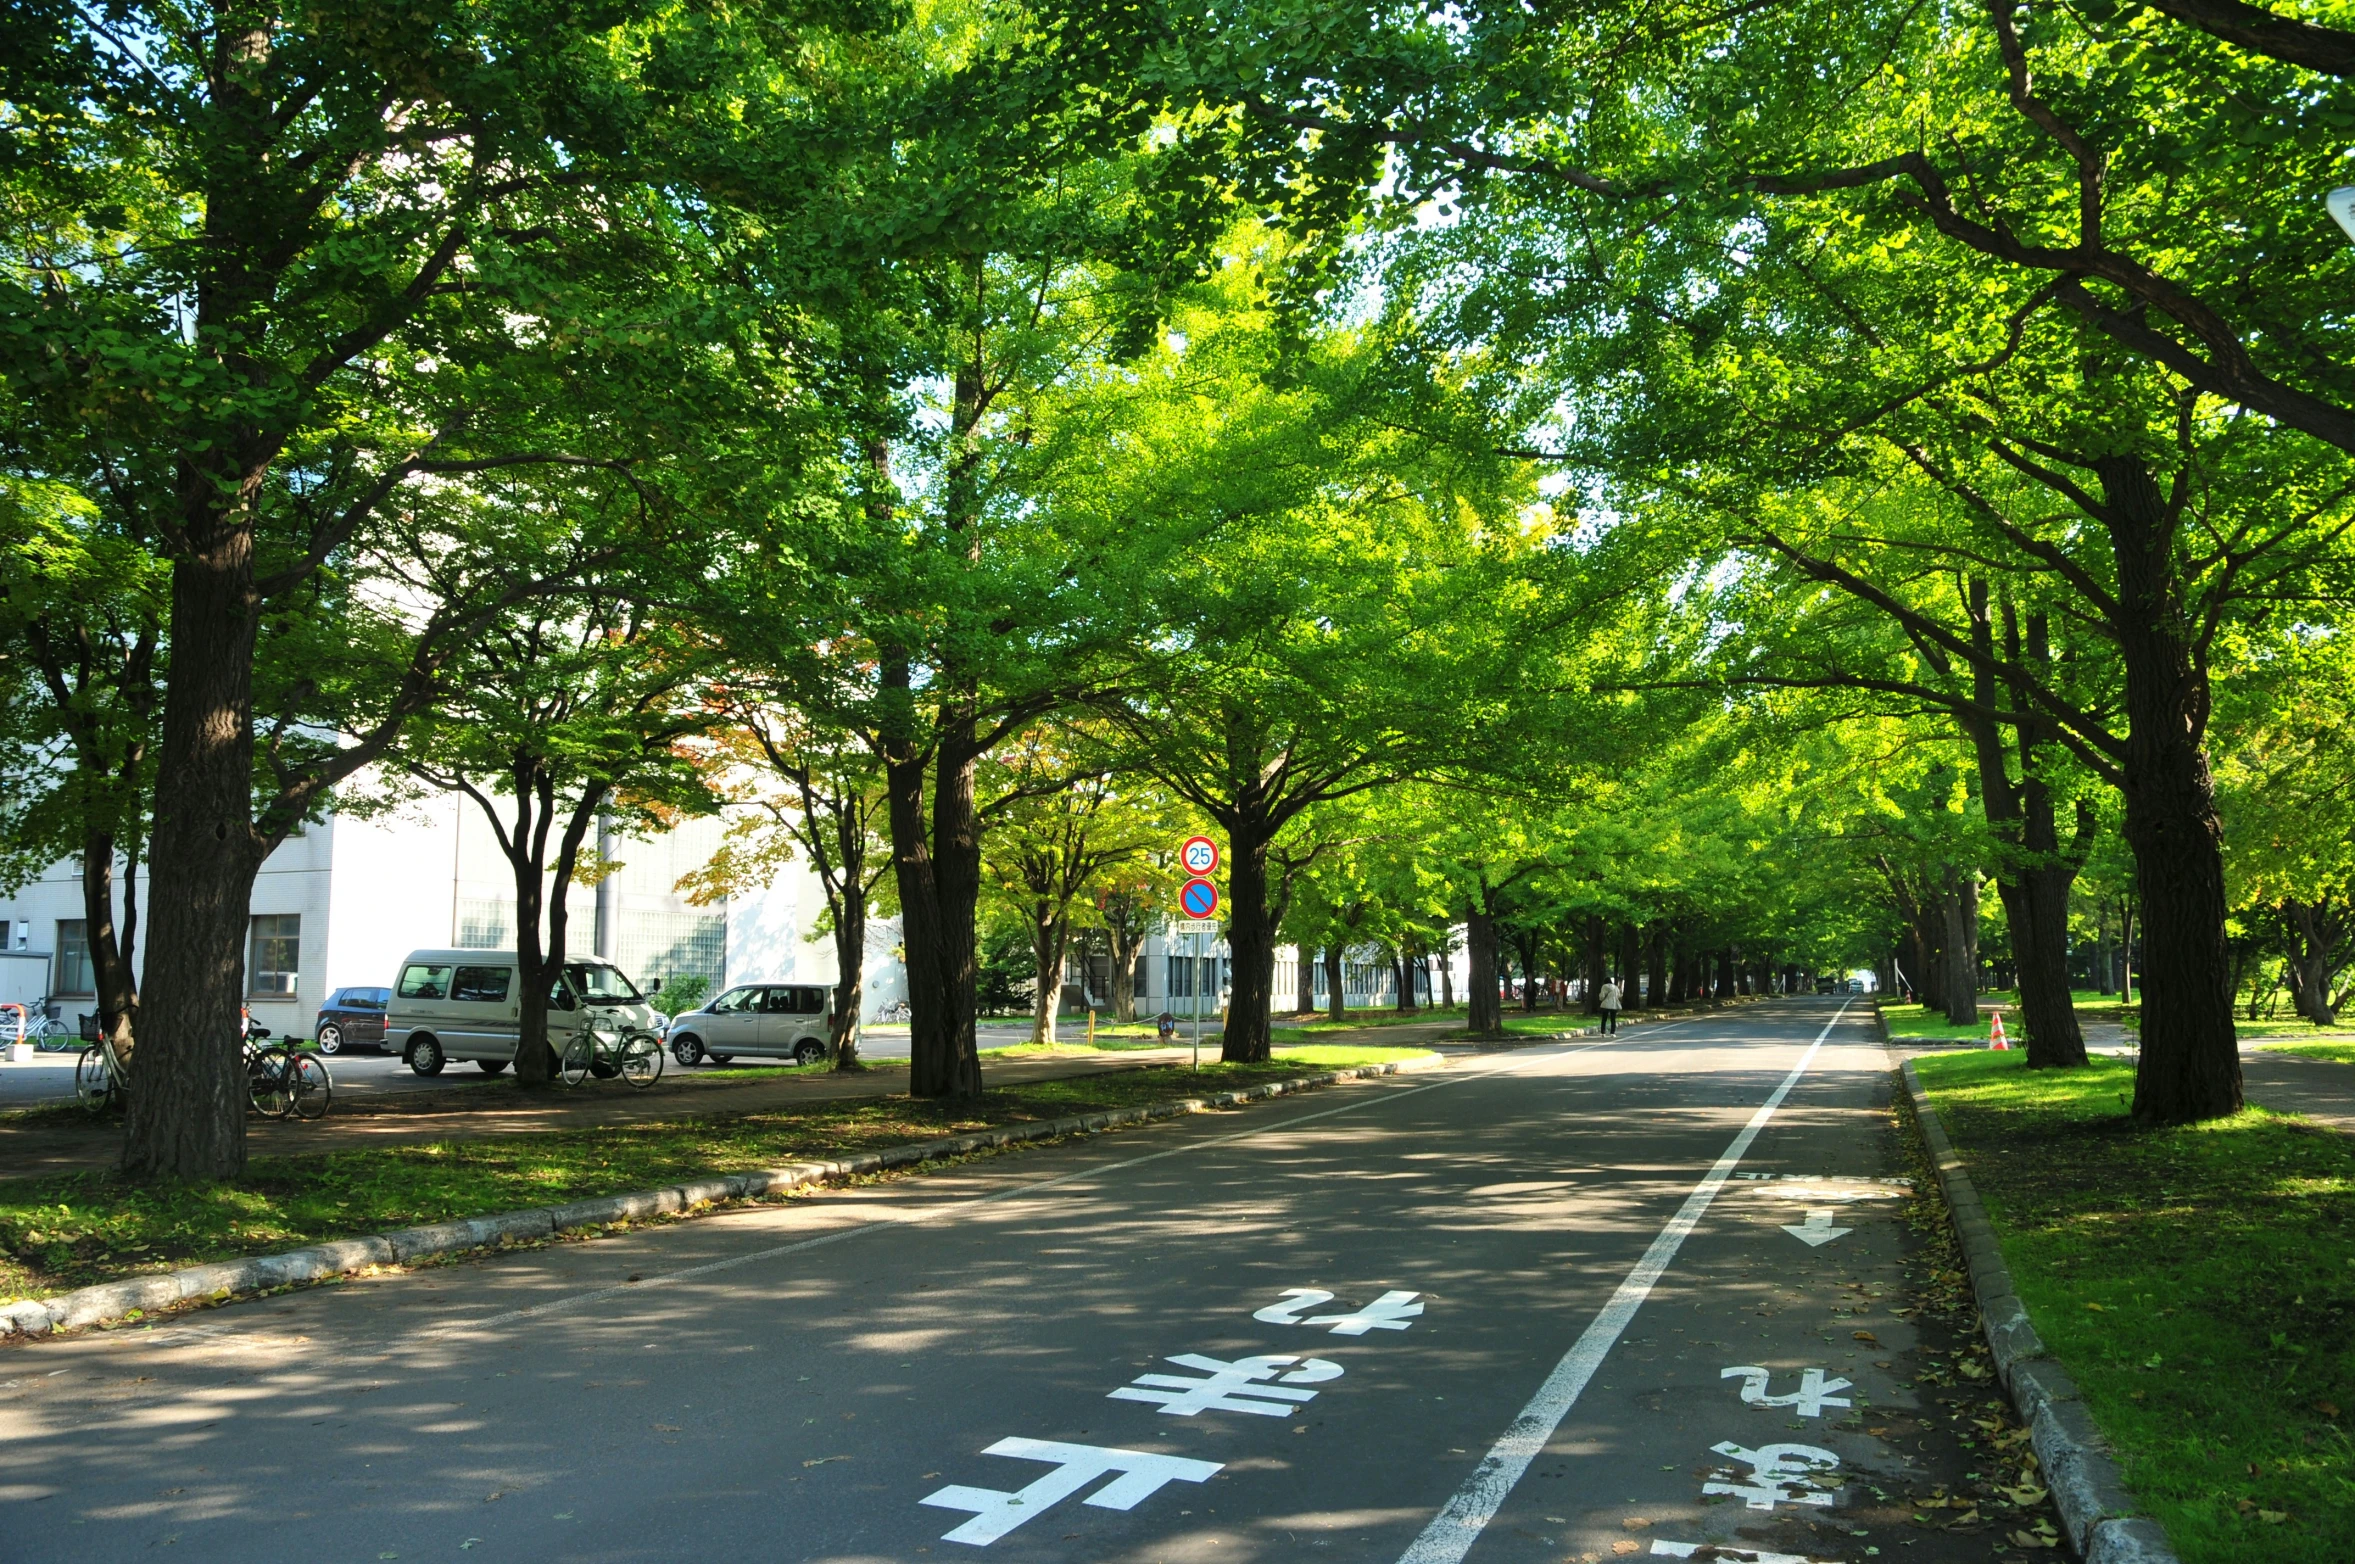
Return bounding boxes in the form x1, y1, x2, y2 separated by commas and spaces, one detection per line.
314, 986, 393, 1054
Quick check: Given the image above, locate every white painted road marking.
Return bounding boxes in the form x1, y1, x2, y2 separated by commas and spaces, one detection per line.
1650, 1541, 1836, 1563
1254, 1286, 1425, 1333
1108, 1352, 1342, 1416
1392, 1000, 1853, 1564
919, 1438, 1222, 1545
1703, 1439, 1840, 1511
1780, 1209, 1852, 1246
1719, 1365, 1852, 1417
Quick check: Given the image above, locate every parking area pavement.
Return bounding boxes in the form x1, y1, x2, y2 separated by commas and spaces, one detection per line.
0, 999, 2053, 1564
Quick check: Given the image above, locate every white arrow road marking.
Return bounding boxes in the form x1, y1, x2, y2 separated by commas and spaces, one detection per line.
920, 1438, 1221, 1546
1720, 1365, 1852, 1417
1780, 1210, 1852, 1247
1651, 1541, 1836, 1563
1392, 1001, 1853, 1564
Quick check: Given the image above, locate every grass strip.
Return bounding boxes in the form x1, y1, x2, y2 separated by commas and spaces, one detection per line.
2257, 1041, 2355, 1065
1909, 1050, 2355, 1563
0, 1047, 1432, 1307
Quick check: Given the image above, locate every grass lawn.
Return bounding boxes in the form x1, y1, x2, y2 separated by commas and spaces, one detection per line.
2260, 1041, 2355, 1065
1881, 989, 2141, 1045
1272, 1005, 1469, 1034
1909, 1050, 2355, 1563
0, 1048, 1430, 1309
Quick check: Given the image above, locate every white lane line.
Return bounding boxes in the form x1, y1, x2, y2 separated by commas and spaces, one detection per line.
1395, 1000, 1854, 1564
426, 1029, 1653, 1338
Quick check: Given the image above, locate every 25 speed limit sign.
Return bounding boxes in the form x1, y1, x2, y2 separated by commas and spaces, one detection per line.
1180, 835, 1220, 877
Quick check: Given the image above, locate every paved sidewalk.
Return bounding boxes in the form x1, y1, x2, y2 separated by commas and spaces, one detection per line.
2242, 1048, 2355, 1135
0, 1018, 1477, 1182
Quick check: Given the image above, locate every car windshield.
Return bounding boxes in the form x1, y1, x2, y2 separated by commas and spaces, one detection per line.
564, 963, 643, 1004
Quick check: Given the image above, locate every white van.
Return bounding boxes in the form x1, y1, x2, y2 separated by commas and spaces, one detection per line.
387, 949, 660, 1076
664, 983, 832, 1067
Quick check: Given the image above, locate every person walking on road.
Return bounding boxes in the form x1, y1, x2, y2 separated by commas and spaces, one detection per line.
1598, 978, 1622, 1034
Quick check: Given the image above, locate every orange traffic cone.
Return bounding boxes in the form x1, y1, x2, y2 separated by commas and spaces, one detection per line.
1989, 1014, 2011, 1051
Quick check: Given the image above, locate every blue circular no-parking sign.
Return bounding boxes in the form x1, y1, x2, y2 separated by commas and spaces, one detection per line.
1180, 878, 1220, 919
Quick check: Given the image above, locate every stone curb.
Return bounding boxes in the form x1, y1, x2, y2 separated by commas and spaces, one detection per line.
1898, 1059, 2180, 1564
0, 1055, 1444, 1342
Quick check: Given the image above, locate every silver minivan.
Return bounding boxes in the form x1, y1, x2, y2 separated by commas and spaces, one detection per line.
665, 983, 832, 1067
388, 949, 660, 1076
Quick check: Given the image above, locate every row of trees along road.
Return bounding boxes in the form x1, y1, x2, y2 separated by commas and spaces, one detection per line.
1219, 0, 2355, 1122
9, 0, 2355, 1178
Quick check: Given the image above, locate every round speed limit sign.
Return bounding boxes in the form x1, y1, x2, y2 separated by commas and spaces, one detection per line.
1180, 835, 1220, 877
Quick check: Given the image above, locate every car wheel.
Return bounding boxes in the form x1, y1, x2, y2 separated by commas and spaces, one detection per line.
670, 1035, 704, 1067
315, 1023, 344, 1055
478, 1059, 507, 1075
792, 1038, 826, 1066
407, 1034, 446, 1076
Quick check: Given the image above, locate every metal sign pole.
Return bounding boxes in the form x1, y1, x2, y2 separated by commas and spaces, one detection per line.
1191, 930, 1201, 1073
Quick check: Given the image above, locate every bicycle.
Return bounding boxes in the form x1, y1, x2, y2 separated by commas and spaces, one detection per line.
875, 998, 911, 1024
75, 1032, 127, 1110
244, 1038, 333, 1120
558, 1020, 664, 1089
3, 1001, 76, 1050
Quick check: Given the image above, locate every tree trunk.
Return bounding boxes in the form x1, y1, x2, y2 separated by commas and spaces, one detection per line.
1392, 946, 1415, 1014
1618, 922, 1643, 1007
2095, 458, 2240, 1120
2094, 901, 2114, 994
1029, 902, 1066, 1046
1220, 819, 1275, 1062
1581, 917, 1607, 1013
1466, 905, 1503, 1036
122, 550, 264, 1180
2278, 900, 2347, 1026
1963, 586, 2087, 1066
1440, 944, 1455, 1008
2118, 897, 2137, 1005
830, 882, 867, 1068
1106, 912, 1145, 1023
1293, 946, 1317, 1018
1645, 927, 1668, 1010
1324, 943, 1347, 1023
81, 828, 141, 1067
1939, 870, 1980, 1027
890, 719, 985, 1100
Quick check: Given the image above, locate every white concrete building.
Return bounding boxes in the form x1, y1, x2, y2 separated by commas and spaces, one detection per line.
0, 795, 882, 1040
3, 792, 1462, 1037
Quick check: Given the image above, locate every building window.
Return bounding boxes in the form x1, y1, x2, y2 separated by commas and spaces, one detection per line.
617, 909, 726, 992
457, 897, 513, 949
56, 920, 92, 995
248, 914, 300, 997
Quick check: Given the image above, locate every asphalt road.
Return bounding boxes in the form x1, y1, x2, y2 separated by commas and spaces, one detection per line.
0, 1000, 2023, 1564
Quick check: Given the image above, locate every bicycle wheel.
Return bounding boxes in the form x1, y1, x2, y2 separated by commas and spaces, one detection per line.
247, 1045, 294, 1118
618, 1033, 663, 1089
34, 1018, 76, 1051
558, 1034, 592, 1087
285, 1052, 333, 1120
74, 1047, 116, 1109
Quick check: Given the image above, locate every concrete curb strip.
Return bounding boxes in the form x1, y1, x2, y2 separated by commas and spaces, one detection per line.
0, 1055, 1441, 1341
1899, 1058, 2180, 1564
